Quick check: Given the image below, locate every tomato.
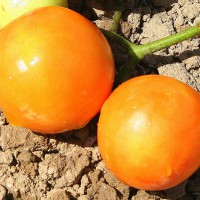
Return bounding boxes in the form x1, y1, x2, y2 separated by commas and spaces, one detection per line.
0, 0, 68, 29
98, 75, 200, 190
0, 6, 114, 134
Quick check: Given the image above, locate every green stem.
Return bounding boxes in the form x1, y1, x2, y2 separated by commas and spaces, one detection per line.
133, 24, 200, 60
111, 10, 122, 32
101, 29, 133, 50
101, 29, 139, 65
102, 23, 200, 63
101, 29, 139, 85
110, 0, 124, 32
101, 23, 200, 85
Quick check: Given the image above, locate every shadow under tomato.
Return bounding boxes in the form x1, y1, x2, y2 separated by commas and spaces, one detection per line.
33, 115, 99, 148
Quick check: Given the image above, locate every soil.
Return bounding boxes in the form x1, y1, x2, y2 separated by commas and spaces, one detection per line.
0, 0, 200, 199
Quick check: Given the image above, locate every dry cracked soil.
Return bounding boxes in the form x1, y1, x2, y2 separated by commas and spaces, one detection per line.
0, 0, 200, 199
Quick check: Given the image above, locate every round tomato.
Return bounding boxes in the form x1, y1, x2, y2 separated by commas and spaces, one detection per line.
0, 6, 114, 134
98, 75, 200, 190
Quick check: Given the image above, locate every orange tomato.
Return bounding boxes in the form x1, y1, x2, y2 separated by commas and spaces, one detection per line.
0, 6, 114, 133
98, 75, 200, 190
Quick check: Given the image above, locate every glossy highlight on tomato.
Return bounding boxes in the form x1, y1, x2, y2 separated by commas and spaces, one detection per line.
98, 75, 200, 190
0, 6, 115, 134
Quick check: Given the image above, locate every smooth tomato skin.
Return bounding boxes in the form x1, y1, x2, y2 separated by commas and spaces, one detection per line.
0, 6, 114, 133
0, 0, 68, 29
98, 75, 200, 190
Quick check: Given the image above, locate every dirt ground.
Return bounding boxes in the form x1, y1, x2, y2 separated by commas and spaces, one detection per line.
0, 0, 200, 199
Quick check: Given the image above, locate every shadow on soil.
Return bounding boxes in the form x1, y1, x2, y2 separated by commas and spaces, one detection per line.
34, 115, 99, 148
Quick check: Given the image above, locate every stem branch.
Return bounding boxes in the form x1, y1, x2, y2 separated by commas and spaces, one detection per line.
111, 10, 122, 32
133, 24, 200, 60
110, 0, 124, 32
101, 23, 200, 84
102, 23, 200, 64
